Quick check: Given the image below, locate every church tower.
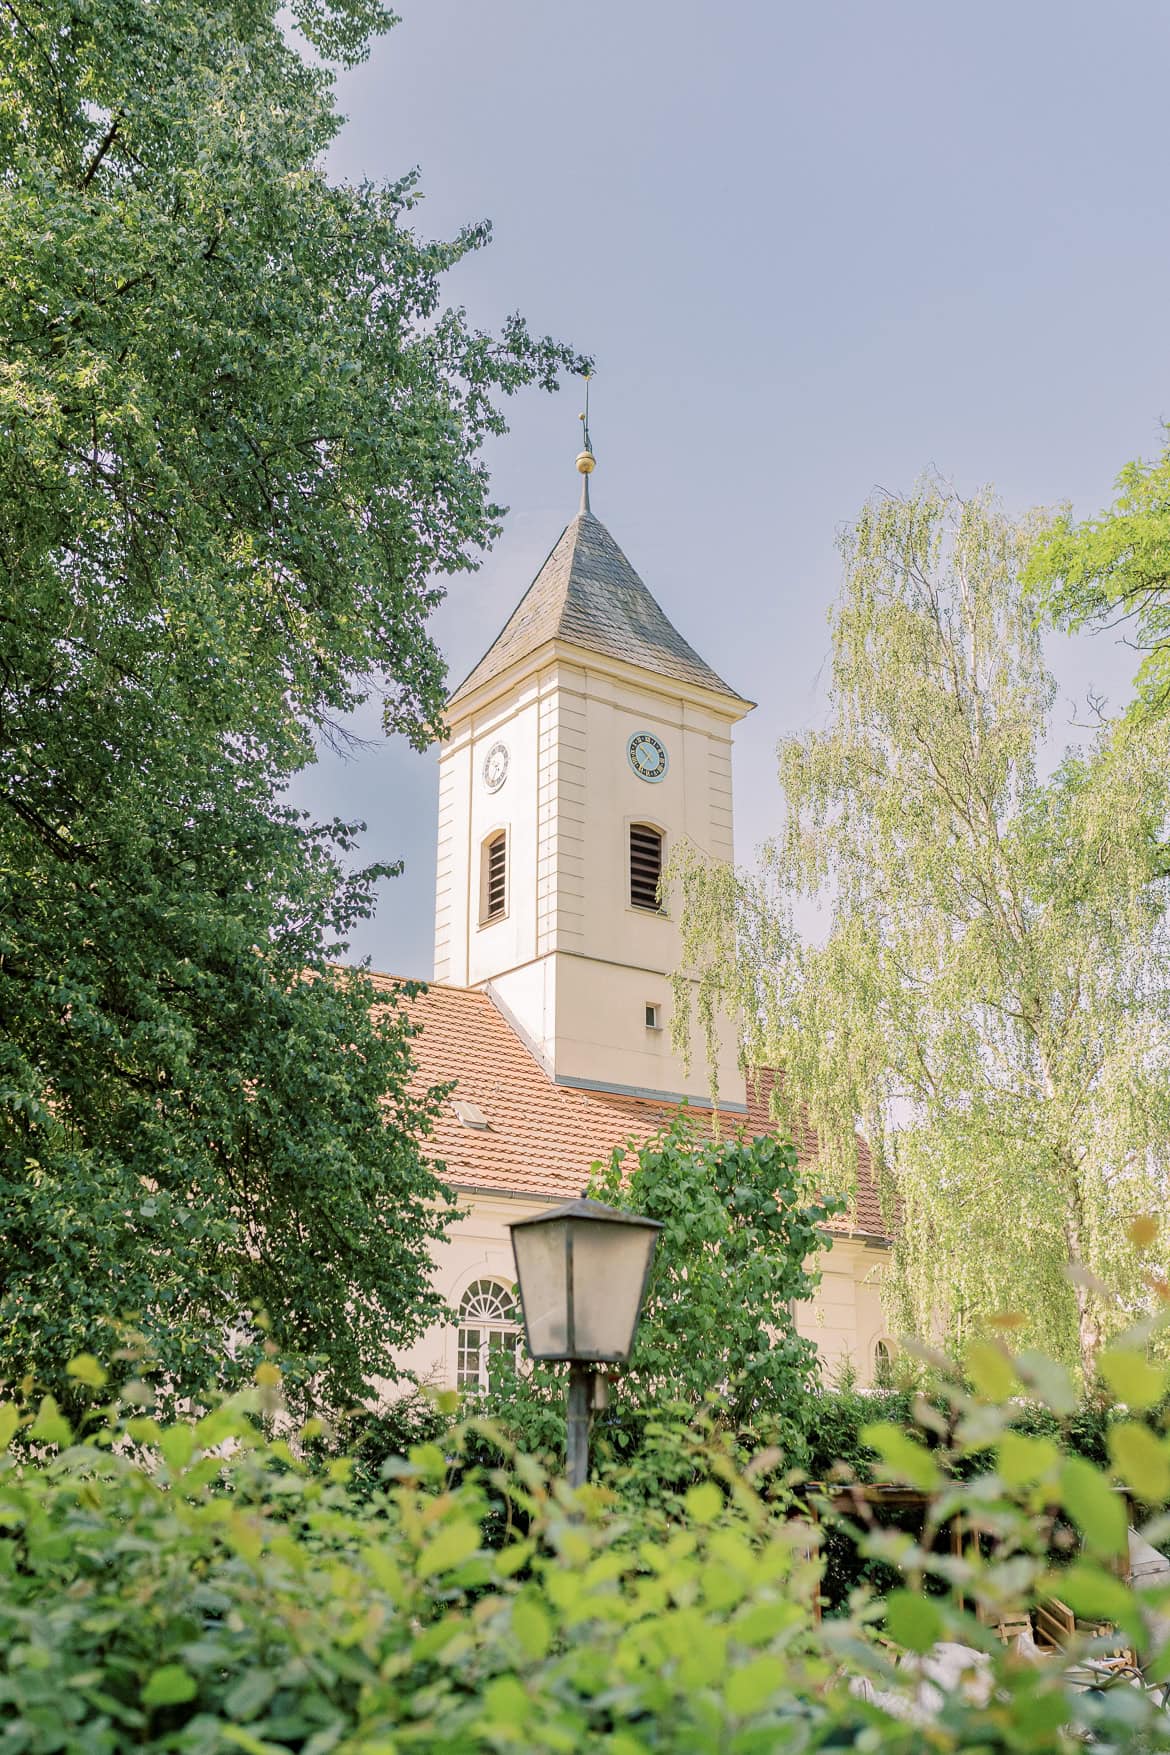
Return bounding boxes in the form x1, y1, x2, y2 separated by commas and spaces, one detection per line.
433, 446, 754, 1110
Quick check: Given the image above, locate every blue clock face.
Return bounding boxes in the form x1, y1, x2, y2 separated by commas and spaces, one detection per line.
628, 731, 668, 783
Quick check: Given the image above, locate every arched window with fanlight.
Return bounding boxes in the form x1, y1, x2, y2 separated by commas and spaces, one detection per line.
874, 1338, 894, 1385
456, 1278, 520, 1391
629, 823, 664, 912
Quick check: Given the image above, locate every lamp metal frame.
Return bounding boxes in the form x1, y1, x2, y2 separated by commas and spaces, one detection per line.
509, 1195, 662, 1487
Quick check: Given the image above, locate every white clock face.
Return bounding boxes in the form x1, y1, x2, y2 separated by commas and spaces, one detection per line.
482, 740, 509, 793
628, 731, 668, 783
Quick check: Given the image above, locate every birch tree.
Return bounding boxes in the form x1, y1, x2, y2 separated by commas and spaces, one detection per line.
672, 481, 1170, 1379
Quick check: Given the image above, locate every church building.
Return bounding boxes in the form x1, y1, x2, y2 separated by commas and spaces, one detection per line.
384, 448, 891, 1395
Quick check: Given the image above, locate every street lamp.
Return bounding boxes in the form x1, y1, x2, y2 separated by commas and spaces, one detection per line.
509, 1196, 663, 1488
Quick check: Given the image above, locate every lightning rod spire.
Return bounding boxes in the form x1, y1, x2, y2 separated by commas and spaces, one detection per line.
576, 371, 596, 514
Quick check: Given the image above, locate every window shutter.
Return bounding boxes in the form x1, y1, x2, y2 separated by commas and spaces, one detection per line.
629, 824, 663, 911
485, 832, 507, 920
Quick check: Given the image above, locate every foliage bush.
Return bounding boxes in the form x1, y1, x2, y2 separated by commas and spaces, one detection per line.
802, 1361, 1170, 1612
6, 1334, 1170, 1751
479, 1117, 839, 1483
326, 1387, 456, 1499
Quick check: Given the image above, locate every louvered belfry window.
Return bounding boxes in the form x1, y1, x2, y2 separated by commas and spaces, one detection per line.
630, 823, 664, 912
484, 831, 507, 921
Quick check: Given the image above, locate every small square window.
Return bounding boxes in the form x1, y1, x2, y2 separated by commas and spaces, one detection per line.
645, 1002, 661, 1030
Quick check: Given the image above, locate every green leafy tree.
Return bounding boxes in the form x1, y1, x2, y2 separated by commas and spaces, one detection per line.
672, 480, 1170, 1380
1027, 427, 1170, 718
589, 1116, 841, 1446
480, 1118, 838, 1474
0, 0, 584, 1417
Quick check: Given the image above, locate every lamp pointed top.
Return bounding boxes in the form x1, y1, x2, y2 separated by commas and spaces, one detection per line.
575, 371, 596, 514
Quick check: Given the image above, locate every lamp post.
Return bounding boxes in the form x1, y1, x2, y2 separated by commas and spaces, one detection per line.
509, 1196, 663, 1488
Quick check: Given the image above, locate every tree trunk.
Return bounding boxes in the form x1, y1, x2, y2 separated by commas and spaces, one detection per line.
1073, 1279, 1102, 1383
1064, 1193, 1102, 1382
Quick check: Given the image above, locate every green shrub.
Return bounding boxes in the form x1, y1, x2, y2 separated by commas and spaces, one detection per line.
588, 1117, 840, 1452
327, 1386, 456, 1498
478, 1117, 840, 1482
4, 1336, 1170, 1751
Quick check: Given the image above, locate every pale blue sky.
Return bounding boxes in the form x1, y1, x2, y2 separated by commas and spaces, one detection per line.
291, 0, 1170, 978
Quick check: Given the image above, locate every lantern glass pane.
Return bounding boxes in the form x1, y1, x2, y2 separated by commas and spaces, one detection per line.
569, 1219, 658, 1361
511, 1219, 569, 1357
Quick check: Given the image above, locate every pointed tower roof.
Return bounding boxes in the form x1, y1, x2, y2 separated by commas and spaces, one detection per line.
449, 508, 749, 709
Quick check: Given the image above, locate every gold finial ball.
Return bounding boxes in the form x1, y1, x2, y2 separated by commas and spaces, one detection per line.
576, 449, 596, 475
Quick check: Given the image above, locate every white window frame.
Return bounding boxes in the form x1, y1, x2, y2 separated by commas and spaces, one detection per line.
479, 828, 509, 927
456, 1278, 520, 1392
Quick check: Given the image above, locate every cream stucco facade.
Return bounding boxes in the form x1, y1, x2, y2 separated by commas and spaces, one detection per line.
435, 647, 748, 1107
393, 1194, 892, 1392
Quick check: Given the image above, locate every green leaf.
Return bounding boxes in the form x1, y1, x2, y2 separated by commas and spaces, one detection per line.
1048, 1562, 1135, 1628
160, 1425, 196, 1473
685, 1482, 723, 1525
0, 1404, 19, 1452
1099, 1349, 1167, 1412
1108, 1422, 1170, 1502
724, 1654, 780, 1717
1016, 1352, 1078, 1416
65, 1354, 108, 1390
220, 1729, 288, 1755
997, 1431, 1059, 1487
964, 1339, 1015, 1401
733, 1599, 801, 1645
415, 1519, 481, 1578
495, 1540, 534, 1578
142, 1665, 198, 1708
511, 1596, 551, 1660
29, 1396, 72, 1449
408, 1443, 448, 1484
483, 1675, 530, 1727
858, 1422, 940, 1490
885, 1589, 944, 1654
223, 1667, 277, 1722
1059, 1456, 1128, 1557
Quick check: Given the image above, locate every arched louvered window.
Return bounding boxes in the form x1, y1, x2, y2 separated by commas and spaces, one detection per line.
482, 831, 507, 923
456, 1278, 520, 1391
629, 823, 664, 912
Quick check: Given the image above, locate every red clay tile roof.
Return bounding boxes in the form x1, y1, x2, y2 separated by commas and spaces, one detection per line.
370, 974, 890, 1242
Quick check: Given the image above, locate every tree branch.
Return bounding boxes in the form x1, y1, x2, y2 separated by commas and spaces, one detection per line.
80, 112, 123, 188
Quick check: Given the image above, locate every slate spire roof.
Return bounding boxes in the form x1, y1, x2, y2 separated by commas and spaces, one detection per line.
448, 507, 749, 708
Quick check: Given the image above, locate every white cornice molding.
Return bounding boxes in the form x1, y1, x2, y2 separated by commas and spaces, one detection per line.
442, 637, 755, 736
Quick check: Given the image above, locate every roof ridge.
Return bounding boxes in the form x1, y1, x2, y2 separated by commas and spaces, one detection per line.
365, 970, 492, 1000
445, 515, 581, 705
